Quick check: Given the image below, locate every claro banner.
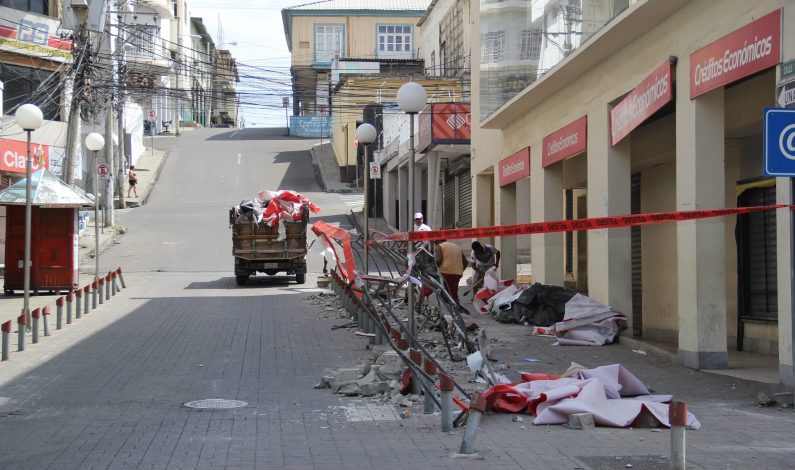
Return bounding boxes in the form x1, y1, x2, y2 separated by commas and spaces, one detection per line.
610, 61, 672, 146
690, 9, 781, 99
0, 138, 50, 173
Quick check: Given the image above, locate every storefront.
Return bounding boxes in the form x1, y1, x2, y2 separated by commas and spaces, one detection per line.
472, 0, 795, 379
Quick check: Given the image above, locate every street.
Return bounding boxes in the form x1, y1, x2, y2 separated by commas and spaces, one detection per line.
0, 129, 793, 470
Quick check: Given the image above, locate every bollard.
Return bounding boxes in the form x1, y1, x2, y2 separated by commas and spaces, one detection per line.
111, 272, 118, 295
116, 268, 126, 289
75, 290, 82, 319
390, 330, 401, 343
670, 401, 688, 470
459, 392, 487, 455
42, 306, 51, 337
105, 275, 111, 301
423, 358, 438, 414
410, 349, 423, 395
56, 297, 64, 330
441, 373, 455, 432
2, 321, 11, 361
17, 313, 26, 352
65, 292, 73, 325
84, 286, 90, 315
396, 337, 409, 351
91, 282, 98, 310
98, 279, 105, 305
31, 308, 40, 344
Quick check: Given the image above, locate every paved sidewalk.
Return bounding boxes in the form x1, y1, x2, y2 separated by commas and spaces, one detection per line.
311, 142, 358, 193
0, 143, 169, 349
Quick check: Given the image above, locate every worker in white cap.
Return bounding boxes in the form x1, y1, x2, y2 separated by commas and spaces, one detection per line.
413, 212, 431, 232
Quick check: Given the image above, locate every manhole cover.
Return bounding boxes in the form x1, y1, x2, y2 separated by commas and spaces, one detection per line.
577, 455, 670, 470
184, 399, 248, 410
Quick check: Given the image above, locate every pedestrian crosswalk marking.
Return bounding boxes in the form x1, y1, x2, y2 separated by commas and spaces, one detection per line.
338, 193, 364, 211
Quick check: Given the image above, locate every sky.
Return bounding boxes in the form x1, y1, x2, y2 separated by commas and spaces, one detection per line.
191, 0, 297, 127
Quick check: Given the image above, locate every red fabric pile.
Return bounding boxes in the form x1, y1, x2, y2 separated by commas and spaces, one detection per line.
257, 189, 320, 227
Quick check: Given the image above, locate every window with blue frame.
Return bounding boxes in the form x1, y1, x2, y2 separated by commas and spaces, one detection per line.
377, 25, 412, 57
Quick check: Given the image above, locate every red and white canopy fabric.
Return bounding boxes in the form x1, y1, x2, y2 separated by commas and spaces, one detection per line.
256, 189, 320, 227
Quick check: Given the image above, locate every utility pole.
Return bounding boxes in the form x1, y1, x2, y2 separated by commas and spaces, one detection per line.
104, 99, 114, 227
64, 28, 87, 186
115, 6, 126, 209
175, 15, 181, 136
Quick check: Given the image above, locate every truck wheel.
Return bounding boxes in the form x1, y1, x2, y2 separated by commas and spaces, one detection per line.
295, 273, 306, 285
235, 274, 248, 286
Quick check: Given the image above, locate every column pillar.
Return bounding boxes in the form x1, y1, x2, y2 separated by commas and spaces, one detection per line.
427, 152, 442, 229
497, 181, 517, 280
587, 108, 632, 329
531, 160, 564, 285
675, 78, 727, 369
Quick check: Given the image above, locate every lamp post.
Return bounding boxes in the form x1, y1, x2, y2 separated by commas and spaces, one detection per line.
15, 104, 43, 328
85, 132, 105, 281
355, 123, 377, 275
397, 81, 427, 347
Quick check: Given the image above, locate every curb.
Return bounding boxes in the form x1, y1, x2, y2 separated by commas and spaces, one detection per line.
618, 336, 678, 363
79, 229, 123, 267
309, 146, 356, 194
140, 151, 169, 206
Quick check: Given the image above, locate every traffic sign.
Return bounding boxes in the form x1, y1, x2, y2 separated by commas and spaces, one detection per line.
369, 162, 381, 179
96, 163, 110, 179
282, 97, 290, 108
147, 109, 156, 121
763, 107, 795, 176
777, 80, 795, 108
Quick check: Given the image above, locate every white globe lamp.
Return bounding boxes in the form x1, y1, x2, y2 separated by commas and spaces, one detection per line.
15, 104, 43, 131
85, 132, 105, 151
397, 81, 427, 114
355, 123, 377, 144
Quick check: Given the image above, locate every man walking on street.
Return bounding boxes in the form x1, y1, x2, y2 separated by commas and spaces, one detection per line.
435, 240, 467, 302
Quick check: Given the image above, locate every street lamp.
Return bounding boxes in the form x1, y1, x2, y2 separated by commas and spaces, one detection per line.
355, 122, 377, 274
15, 103, 43, 328
85, 132, 105, 281
396, 81, 427, 348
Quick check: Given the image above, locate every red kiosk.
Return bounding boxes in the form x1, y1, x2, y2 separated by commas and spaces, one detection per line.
0, 169, 93, 294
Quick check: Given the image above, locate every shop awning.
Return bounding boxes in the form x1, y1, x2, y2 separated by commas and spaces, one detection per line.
0, 169, 94, 207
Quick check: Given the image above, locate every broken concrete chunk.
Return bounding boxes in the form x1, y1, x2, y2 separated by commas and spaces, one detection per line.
568, 413, 595, 430
330, 368, 364, 388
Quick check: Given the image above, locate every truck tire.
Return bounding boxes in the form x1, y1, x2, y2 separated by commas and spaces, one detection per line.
235, 274, 248, 286
295, 272, 306, 285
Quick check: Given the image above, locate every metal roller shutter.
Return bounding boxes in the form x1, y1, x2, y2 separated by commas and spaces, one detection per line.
457, 171, 472, 228
631, 173, 642, 336
443, 176, 456, 229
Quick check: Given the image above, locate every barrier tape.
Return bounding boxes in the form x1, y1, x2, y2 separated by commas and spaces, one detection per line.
312, 220, 356, 281
371, 204, 793, 243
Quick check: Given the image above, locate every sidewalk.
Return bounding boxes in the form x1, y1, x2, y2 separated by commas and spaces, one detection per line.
310, 142, 359, 193
0, 144, 169, 347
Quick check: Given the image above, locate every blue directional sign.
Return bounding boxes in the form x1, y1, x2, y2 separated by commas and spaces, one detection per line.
764, 107, 795, 176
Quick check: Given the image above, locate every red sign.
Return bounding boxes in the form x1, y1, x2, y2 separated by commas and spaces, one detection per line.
542, 116, 587, 167
0, 138, 49, 174
498, 147, 530, 187
432, 103, 471, 141
690, 9, 781, 99
610, 61, 672, 146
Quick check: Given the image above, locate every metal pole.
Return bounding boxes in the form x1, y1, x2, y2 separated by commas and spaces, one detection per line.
116, 12, 126, 210
440, 373, 454, 432
669, 401, 688, 470
175, 15, 181, 136
407, 113, 416, 347
104, 102, 114, 227
791, 177, 795, 393
24, 130, 32, 328
94, 153, 100, 281
363, 143, 370, 275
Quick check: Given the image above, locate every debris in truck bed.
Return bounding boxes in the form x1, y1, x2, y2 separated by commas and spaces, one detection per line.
234, 189, 320, 226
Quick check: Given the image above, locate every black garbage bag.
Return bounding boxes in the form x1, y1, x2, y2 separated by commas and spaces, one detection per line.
493, 283, 578, 325
237, 198, 265, 223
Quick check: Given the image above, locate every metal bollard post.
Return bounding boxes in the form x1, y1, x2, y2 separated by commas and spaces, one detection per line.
2, 321, 11, 361
31, 308, 40, 344
17, 314, 26, 352
91, 282, 98, 310
111, 272, 118, 295
98, 279, 105, 305
440, 373, 455, 432
670, 401, 688, 470
459, 392, 487, 455
84, 286, 91, 315
116, 268, 126, 289
410, 349, 423, 395
56, 297, 64, 330
423, 358, 438, 414
65, 292, 73, 325
105, 275, 111, 301
42, 306, 51, 337
74, 290, 82, 320
396, 337, 409, 352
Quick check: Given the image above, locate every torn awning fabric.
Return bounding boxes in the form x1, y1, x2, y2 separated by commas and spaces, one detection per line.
482, 364, 700, 429
236, 190, 320, 227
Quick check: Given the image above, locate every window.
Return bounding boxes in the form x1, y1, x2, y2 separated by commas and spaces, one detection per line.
430, 51, 436, 75
315, 24, 344, 62
378, 25, 412, 56
480, 31, 505, 63
0, 62, 61, 120
520, 29, 542, 60
0, 0, 48, 15
129, 26, 159, 58
439, 42, 447, 76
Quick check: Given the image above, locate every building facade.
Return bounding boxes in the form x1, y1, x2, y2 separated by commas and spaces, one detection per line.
471, 0, 795, 381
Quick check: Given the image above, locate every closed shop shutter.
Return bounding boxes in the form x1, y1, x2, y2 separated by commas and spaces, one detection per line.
738, 185, 777, 321
631, 173, 642, 336
443, 175, 455, 228
457, 171, 472, 228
